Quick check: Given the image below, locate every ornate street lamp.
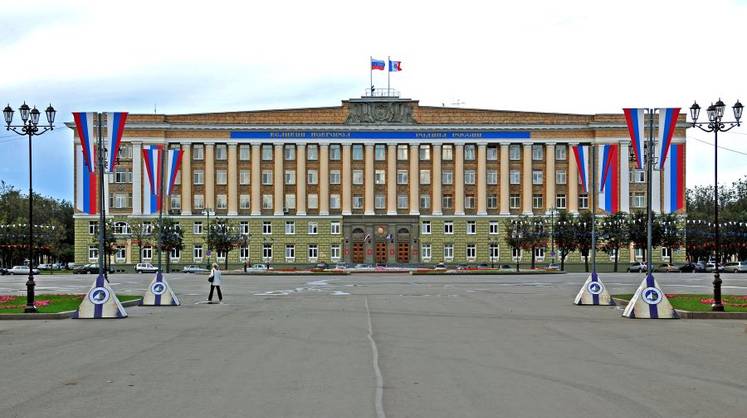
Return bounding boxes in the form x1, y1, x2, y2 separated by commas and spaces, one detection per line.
689, 98, 742, 311
3, 102, 56, 313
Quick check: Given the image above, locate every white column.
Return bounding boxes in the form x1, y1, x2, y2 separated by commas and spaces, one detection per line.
620, 141, 630, 213
296, 144, 306, 216
431, 143, 442, 215
132, 142, 142, 215
409, 144, 420, 215
274, 144, 284, 215
545, 143, 555, 214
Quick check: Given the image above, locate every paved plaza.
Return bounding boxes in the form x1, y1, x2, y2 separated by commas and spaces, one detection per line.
1, 272, 746, 418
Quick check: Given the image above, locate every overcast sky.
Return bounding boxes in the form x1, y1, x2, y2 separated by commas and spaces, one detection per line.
1, 0, 745, 201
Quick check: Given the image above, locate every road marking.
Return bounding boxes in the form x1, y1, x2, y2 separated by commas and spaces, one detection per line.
365, 296, 386, 418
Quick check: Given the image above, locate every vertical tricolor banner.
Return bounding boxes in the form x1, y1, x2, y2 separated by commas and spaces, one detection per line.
142, 145, 165, 214
572, 145, 591, 193
623, 108, 645, 170
657, 107, 680, 169
663, 143, 685, 213
72, 112, 96, 173
598, 144, 620, 213
75, 145, 98, 214
165, 148, 184, 196
106, 112, 128, 172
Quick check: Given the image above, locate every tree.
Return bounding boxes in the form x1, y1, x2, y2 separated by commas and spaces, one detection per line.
527, 217, 548, 269
154, 217, 184, 273
91, 219, 117, 269
575, 212, 594, 272
207, 218, 242, 269
685, 219, 712, 262
628, 211, 661, 265
128, 222, 152, 264
600, 212, 629, 272
553, 211, 577, 271
504, 217, 531, 272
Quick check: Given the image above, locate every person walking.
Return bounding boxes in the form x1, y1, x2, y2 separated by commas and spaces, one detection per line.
207, 263, 223, 303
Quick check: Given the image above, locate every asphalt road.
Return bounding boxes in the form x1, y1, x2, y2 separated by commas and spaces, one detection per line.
1, 271, 746, 418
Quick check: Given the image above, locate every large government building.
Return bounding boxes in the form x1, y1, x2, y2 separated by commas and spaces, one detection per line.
69, 94, 687, 269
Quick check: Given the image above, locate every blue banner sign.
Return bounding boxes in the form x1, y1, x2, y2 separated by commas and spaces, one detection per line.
230, 131, 531, 140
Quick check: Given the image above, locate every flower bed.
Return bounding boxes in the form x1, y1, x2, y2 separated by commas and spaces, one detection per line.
0, 294, 141, 314
614, 294, 747, 312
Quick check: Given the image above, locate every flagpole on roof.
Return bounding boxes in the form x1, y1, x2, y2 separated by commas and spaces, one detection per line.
369, 56, 373, 95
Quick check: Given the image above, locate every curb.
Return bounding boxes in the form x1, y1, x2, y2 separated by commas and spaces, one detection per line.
613, 298, 747, 319
411, 271, 566, 276
0, 297, 143, 320
224, 271, 350, 276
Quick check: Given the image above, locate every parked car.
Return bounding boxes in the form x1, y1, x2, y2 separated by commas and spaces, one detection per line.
705, 262, 724, 273
693, 262, 706, 272
37, 263, 53, 270
434, 262, 447, 271
499, 264, 514, 271
312, 262, 330, 271
135, 263, 159, 273
546, 263, 561, 271
678, 263, 697, 273
0, 267, 8, 275
352, 263, 374, 271
333, 263, 350, 271
247, 263, 272, 272
73, 263, 113, 274
627, 262, 647, 273
655, 263, 677, 273
724, 261, 747, 273
456, 264, 469, 271
8, 266, 39, 275
182, 265, 209, 273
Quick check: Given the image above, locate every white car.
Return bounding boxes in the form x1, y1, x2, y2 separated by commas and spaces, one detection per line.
9, 266, 40, 275
183, 265, 209, 273
724, 261, 747, 273
135, 263, 159, 273
247, 263, 273, 272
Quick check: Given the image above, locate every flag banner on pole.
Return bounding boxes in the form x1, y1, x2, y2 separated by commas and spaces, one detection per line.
657, 107, 680, 169
72, 112, 96, 173
142, 145, 164, 214
388, 60, 402, 72
106, 112, 128, 172
598, 144, 620, 213
371, 58, 385, 70
623, 108, 645, 170
166, 148, 184, 196
662, 143, 685, 213
75, 145, 98, 214
572, 144, 591, 193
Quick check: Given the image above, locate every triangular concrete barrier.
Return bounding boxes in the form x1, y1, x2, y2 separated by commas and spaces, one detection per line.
574, 271, 615, 305
141, 272, 181, 306
622, 273, 678, 319
73, 274, 128, 319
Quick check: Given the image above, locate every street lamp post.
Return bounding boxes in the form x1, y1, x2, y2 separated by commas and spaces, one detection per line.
689, 99, 743, 311
202, 209, 214, 270
3, 102, 56, 313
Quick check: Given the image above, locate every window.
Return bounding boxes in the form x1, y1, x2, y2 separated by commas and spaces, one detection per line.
262, 194, 273, 209
487, 170, 498, 185
444, 221, 454, 234
240, 170, 250, 185
442, 170, 453, 185
193, 144, 204, 160
466, 244, 476, 260
555, 144, 567, 160
634, 247, 644, 260
375, 144, 386, 160
444, 243, 454, 261
170, 195, 181, 210
193, 170, 204, 185
308, 222, 318, 235
467, 221, 477, 234
419, 170, 430, 185
420, 194, 431, 209
579, 193, 589, 209
143, 222, 152, 234
170, 247, 181, 260
419, 145, 430, 161
533, 194, 543, 209
421, 221, 431, 234
421, 244, 432, 261
630, 170, 645, 183
307, 169, 318, 185
510, 194, 520, 209
352, 144, 364, 160
216, 194, 227, 209
239, 145, 250, 161
397, 144, 408, 160
331, 244, 341, 261
487, 146, 498, 161
464, 170, 476, 185
532, 170, 543, 185
631, 192, 645, 208
556, 194, 567, 209
464, 195, 475, 209
285, 194, 296, 210
262, 170, 273, 185
216, 250, 226, 261
262, 145, 273, 160
512, 247, 522, 261
284, 170, 296, 185
193, 222, 203, 234
464, 144, 476, 160
193, 245, 203, 261
193, 194, 204, 210
240, 195, 250, 209
375, 170, 386, 185
115, 246, 126, 261
284, 221, 295, 235
353, 170, 364, 185
442, 194, 453, 209
509, 144, 521, 160
442, 145, 453, 160
285, 244, 295, 261
397, 195, 408, 209
240, 221, 249, 235
330, 222, 341, 235
489, 243, 499, 261
532, 145, 544, 161
142, 246, 153, 260
308, 244, 319, 261
216, 169, 227, 185
284, 144, 295, 160
215, 144, 227, 160
328, 169, 340, 184
307, 144, 318, 160
263, 221, 272, 234
489, 221, 499, 235
114, 168, 133, 183
510, 170, 520, 185
320, 144, 336, 161
113, 193, 131, 209
263, 244, 273, 261
397, 170, 408, 185
555, 169, 567, 185
487, 194, 498, 209
534, 247, 545, 261
329, 194, 341, 209
352, 195, 364, 209
240, 246, 249, 261
308, 194, 319, 209
375, 194, 386, 209
88, 246, 98, 260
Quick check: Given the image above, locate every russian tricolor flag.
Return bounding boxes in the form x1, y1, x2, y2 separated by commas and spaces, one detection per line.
142, 145, 165, 214
623, 108, 645, 170
663, 143, 685, 213
598, 144, 620, 213
389, 60, 402, 72
572, 145, 591, 193
657, 107, 680, 169
371, 58, 385, 70
165, 148, 184, 196
106, 112, 128, 172
75, 145, 97, 214
73, 112, 96, 173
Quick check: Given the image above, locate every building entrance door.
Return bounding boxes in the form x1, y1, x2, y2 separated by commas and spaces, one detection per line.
352, 243, 365, 264
397, 242, 410, 263
375, 242, 387, 264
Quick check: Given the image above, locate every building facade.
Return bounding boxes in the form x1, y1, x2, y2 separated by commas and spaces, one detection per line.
69, 96, 687, 269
